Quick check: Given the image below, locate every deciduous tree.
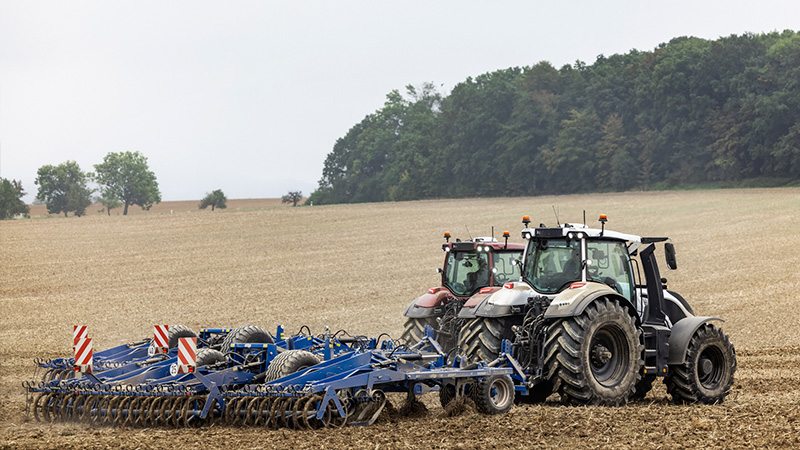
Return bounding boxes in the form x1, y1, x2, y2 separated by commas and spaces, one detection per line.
34, 161, 93, 217
0, 178, 30, 219
281, 191, 303, 207
199, 189, 227, 211
94, 151, 161, 215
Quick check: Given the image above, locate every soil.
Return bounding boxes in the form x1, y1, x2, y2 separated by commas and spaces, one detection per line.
2, 188, 799, 449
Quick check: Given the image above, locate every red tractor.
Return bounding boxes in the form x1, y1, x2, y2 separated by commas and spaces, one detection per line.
401, 232, 524, 355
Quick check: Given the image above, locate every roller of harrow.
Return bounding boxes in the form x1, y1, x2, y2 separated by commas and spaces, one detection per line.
26, 325, 523, 429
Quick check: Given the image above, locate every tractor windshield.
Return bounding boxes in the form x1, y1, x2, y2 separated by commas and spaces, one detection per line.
444, 251, 490, 296
492, 250, 523, 284
523, 239, 581, 293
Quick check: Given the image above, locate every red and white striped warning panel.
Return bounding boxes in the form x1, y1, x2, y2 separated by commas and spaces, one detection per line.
73, 325, 88, 348
177, 337, 197, 374
74, 337, 93, 373
153, 325, 169, 353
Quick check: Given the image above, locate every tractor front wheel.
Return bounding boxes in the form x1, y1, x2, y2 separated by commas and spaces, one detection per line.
546, 298, 642, 406
458, 317, 518, 363
665, 324, 736, 404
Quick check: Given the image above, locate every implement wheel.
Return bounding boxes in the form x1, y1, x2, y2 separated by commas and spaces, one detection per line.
168, 325, 197, 349
471, 375, 514, 415
665, 324, 736, 404
196, 348, 227, 367
264, 350, 319, 382
546, 297, 643, 406
221, 325, 274, 354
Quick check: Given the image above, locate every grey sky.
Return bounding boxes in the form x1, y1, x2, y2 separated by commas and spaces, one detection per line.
1, 1, 798, 202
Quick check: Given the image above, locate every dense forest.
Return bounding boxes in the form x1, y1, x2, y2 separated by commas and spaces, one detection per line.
308, 31, 800, 205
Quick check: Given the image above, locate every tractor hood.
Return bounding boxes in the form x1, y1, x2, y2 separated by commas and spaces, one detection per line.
471, 282, 535, 318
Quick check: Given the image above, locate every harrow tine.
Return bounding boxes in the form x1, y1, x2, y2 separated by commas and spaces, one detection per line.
147, 396, 164, 427
41, 393, 55, 423
125, 397, 142, 428
71, 395, 86, 421
159, 396, 177, 427
57, 394, 74, 422
245, 397, 260, 426
136, 397, 154, 427
171, 396, 188, 427
293, 396, 312, 430
224, 397, 239, 425
107, 396, 122, 426
257, 397, 273, 428
114, 397, 132, 427
91, 396, 108, 427
32, 392, 47, 422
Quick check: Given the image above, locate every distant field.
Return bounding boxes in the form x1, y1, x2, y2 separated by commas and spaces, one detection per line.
2, 188, 799, 449
27, 197, 294, 217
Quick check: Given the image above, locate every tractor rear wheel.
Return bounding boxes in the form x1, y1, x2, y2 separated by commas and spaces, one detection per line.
458, 317, 518, 363
665, 324, 736, 404
545, 298, 643, 406
196, 348, 226, 367
167, 325, 197, 349
264, 350, 320, 382
221, 325, 274, 353
471, 375, 514, 415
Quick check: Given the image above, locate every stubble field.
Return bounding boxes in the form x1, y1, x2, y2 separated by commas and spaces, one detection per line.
1, 188, 799, 449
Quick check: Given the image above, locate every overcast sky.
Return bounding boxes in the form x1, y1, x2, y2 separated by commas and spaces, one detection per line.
1, 1, 798, 202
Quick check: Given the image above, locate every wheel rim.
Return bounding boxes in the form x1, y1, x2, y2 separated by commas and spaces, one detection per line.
488, 378, 512, 410
589, 324, 629, 386
697, 345, 725, 389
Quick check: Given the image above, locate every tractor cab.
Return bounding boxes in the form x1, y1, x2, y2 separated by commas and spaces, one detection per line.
521, 220, 639, 308
400, 232, 524, 350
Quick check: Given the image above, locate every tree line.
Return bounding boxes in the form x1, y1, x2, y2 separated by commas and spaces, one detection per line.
308, 31, 800, 205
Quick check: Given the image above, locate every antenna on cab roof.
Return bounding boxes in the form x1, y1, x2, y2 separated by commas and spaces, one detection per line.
552, 206, 560, 227
464, 225, 472, 240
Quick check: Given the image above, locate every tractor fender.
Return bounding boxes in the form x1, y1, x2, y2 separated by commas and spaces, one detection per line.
472, 283, 534, 318
667, 316, 724, 365
457, 287, 501, 319
403, 290, 450, 319
543, 282, 638, 323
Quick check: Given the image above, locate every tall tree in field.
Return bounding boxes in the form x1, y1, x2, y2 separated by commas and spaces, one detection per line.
0, 178, 30, 219
34, 161, 93, 217
199, 189, 227, 211
94, 151, 161, 215
281, 191, 303, 207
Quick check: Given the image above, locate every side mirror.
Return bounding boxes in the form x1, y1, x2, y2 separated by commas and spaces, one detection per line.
665, 243, 677, 270
436, 268, 443, 274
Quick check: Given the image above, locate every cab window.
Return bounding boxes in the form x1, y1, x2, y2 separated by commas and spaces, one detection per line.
586, 241, 635, 301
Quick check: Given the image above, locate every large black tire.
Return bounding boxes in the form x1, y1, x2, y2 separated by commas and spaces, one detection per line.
458, 317, 518, 363
221, 325, 274, 353
168, 325, 197, 349
665, 324, 736, 404
400, 317, 455, 353
470, 375, 515, 415
545, 298, 643, 406
264, 350, 320, 382
196, 348, 226, 367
